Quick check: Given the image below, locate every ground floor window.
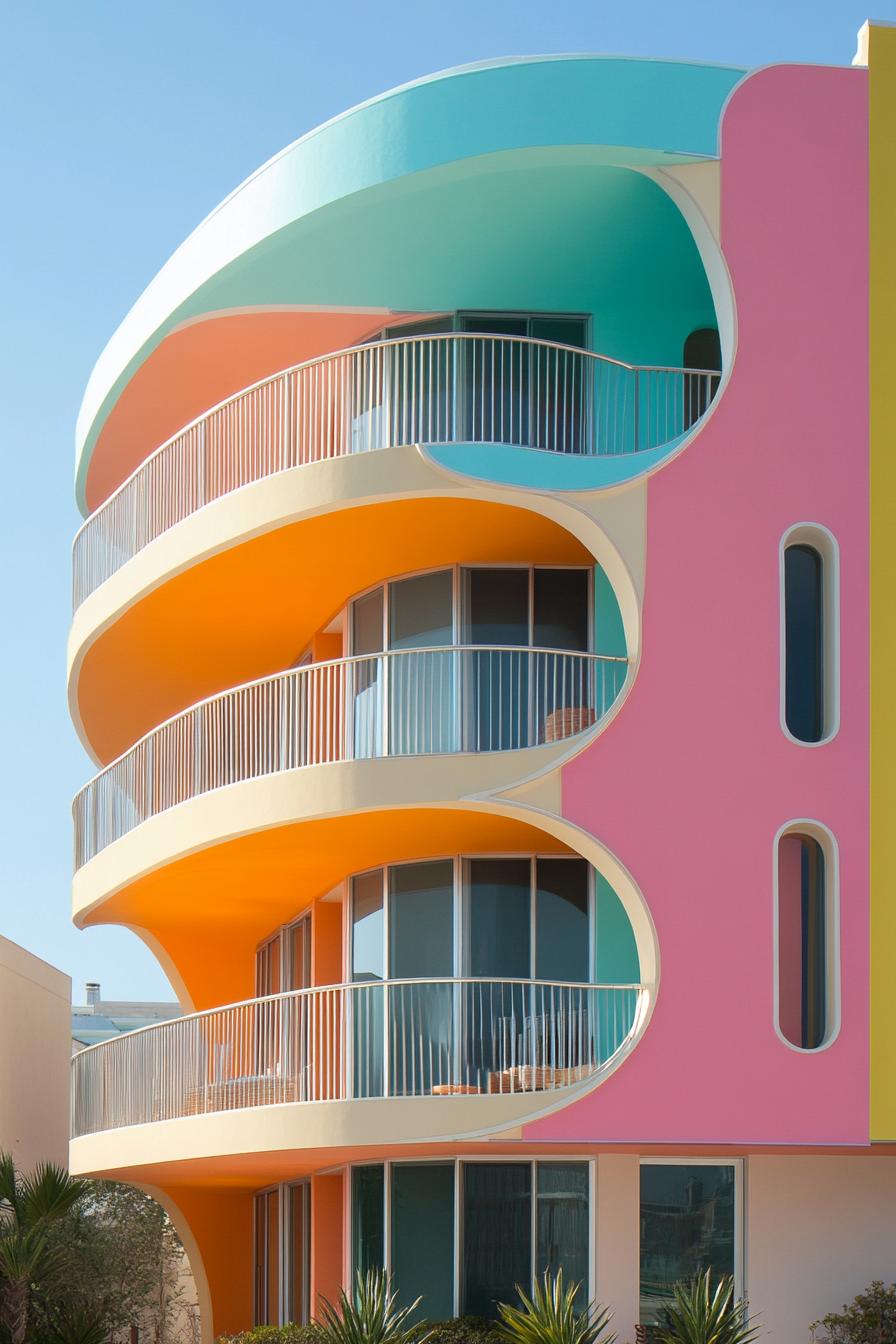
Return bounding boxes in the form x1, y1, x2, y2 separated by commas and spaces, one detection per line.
253, 1180, 311, 1325
638, 1161, 739, 1327
351, 1159, 591, 1320
253, 1187, 279, 1325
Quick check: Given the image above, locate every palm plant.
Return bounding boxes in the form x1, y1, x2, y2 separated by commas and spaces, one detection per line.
496, 1269, 616, 1344
38, 1305, 110, 1344
0, 1152, 90, 1344
316, 1268, 431, 1344
654, 1271, 760, 1344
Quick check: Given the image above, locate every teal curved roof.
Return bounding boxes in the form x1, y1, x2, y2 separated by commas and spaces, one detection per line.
75, 54, 745, 512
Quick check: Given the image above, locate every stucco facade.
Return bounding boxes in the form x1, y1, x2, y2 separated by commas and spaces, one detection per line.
66, 25, 896, 1344
0, 936, 71, 1171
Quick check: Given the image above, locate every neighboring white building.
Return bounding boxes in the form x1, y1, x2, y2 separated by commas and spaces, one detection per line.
71, 981, 181, 1049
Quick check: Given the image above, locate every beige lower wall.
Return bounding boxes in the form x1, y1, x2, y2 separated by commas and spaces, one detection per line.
591, 1152, 896, 1344
747, 1155, 896, 1342
0, 936, 71, 1171
595, 1154, 640, 1342
132, 1150, 896, 1342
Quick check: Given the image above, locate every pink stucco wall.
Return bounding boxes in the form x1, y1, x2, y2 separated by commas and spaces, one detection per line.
528, 65, 870, 1145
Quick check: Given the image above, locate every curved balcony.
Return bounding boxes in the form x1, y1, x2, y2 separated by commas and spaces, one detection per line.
71, 977, 648, 1139
73, 645, 627, 868
72, 333, 718, 609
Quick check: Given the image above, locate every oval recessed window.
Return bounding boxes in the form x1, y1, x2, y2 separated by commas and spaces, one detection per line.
781, 526, 840, 745
776, 826, 839, 1051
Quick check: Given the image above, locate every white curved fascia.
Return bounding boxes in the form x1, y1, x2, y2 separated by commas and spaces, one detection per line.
68, 445, 647, 763
68, 1044, 645, 1179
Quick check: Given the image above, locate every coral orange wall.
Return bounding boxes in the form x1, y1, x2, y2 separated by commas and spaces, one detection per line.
311, 1171, 345, 1311
84, 310, 432, 510
313, 900, 344, 986
170, 1186, 255, 1337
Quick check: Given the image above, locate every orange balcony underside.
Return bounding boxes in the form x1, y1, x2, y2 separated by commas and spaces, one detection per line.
75, 496, 592, 763
81, 807, 572, 1011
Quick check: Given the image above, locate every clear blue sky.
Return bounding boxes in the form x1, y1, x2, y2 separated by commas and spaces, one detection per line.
0, 0, 883, 1002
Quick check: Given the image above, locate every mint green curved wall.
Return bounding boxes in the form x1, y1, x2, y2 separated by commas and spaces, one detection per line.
76, 56, 744, 510
198, 159, 714, 366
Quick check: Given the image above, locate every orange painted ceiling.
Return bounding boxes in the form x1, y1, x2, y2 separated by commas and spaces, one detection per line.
84, 310, 434, 510
84, 808, 572, 1011
75, 496, 592, 762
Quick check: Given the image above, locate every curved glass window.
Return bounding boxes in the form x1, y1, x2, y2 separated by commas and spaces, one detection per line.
776, 830, 834, 1051
784, 544, 824, 743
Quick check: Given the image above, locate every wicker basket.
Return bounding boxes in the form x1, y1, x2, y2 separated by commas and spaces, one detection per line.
542, 706, 596, 743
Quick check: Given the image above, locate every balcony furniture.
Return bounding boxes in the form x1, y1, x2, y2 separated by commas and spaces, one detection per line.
486, 1062, 594, 1093
542, 705, 597, 742
183, 1074, 300, 1116
71, 980, 646, 1136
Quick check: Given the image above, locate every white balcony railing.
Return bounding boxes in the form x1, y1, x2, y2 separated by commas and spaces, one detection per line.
73, 645, 627, 867
73, 333, 718, 608
70, 977, 648, 1138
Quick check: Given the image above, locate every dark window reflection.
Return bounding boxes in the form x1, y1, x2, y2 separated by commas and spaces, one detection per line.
639, 1164, 736, 1326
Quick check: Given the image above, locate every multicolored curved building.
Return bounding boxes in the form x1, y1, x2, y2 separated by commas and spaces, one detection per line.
67, 23, 896, 1341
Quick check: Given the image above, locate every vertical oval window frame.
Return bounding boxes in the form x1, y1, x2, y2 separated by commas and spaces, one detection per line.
779, 523, 841, 747
773, 818, 841, 1054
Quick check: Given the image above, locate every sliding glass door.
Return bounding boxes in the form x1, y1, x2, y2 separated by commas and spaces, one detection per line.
388, 571, 455, 754
351, 871, 386, 1097
349, 565, 594, 756
389, 861, 455, 1095
458, 314, 589, 452
462, 568, 529, 751
350, 856, 596, 1098
463, 1163, 532, 1316
351, 587, 385, 758
391, 1163, 455, 1320
351, 1159, 591, 1319
464, 859, 530, 1083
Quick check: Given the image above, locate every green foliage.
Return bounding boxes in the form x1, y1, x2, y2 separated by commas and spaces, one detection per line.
36, 1178, 190, 1339
496, 1271, 616, 1344
34, 1305, 109, 1344
0, 1153, 91, 1344
654, 1272, 760, 1344
317, 1270, 430, 1344
218, 1327, 328, 1344
218, 1316, 504, 1344
812, 1281, 896, 1343
427, 1320, 505, 1344
0, 1151, 193, 1344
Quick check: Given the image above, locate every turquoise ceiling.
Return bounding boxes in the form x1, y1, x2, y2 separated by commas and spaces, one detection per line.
76, 56, 745, 511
